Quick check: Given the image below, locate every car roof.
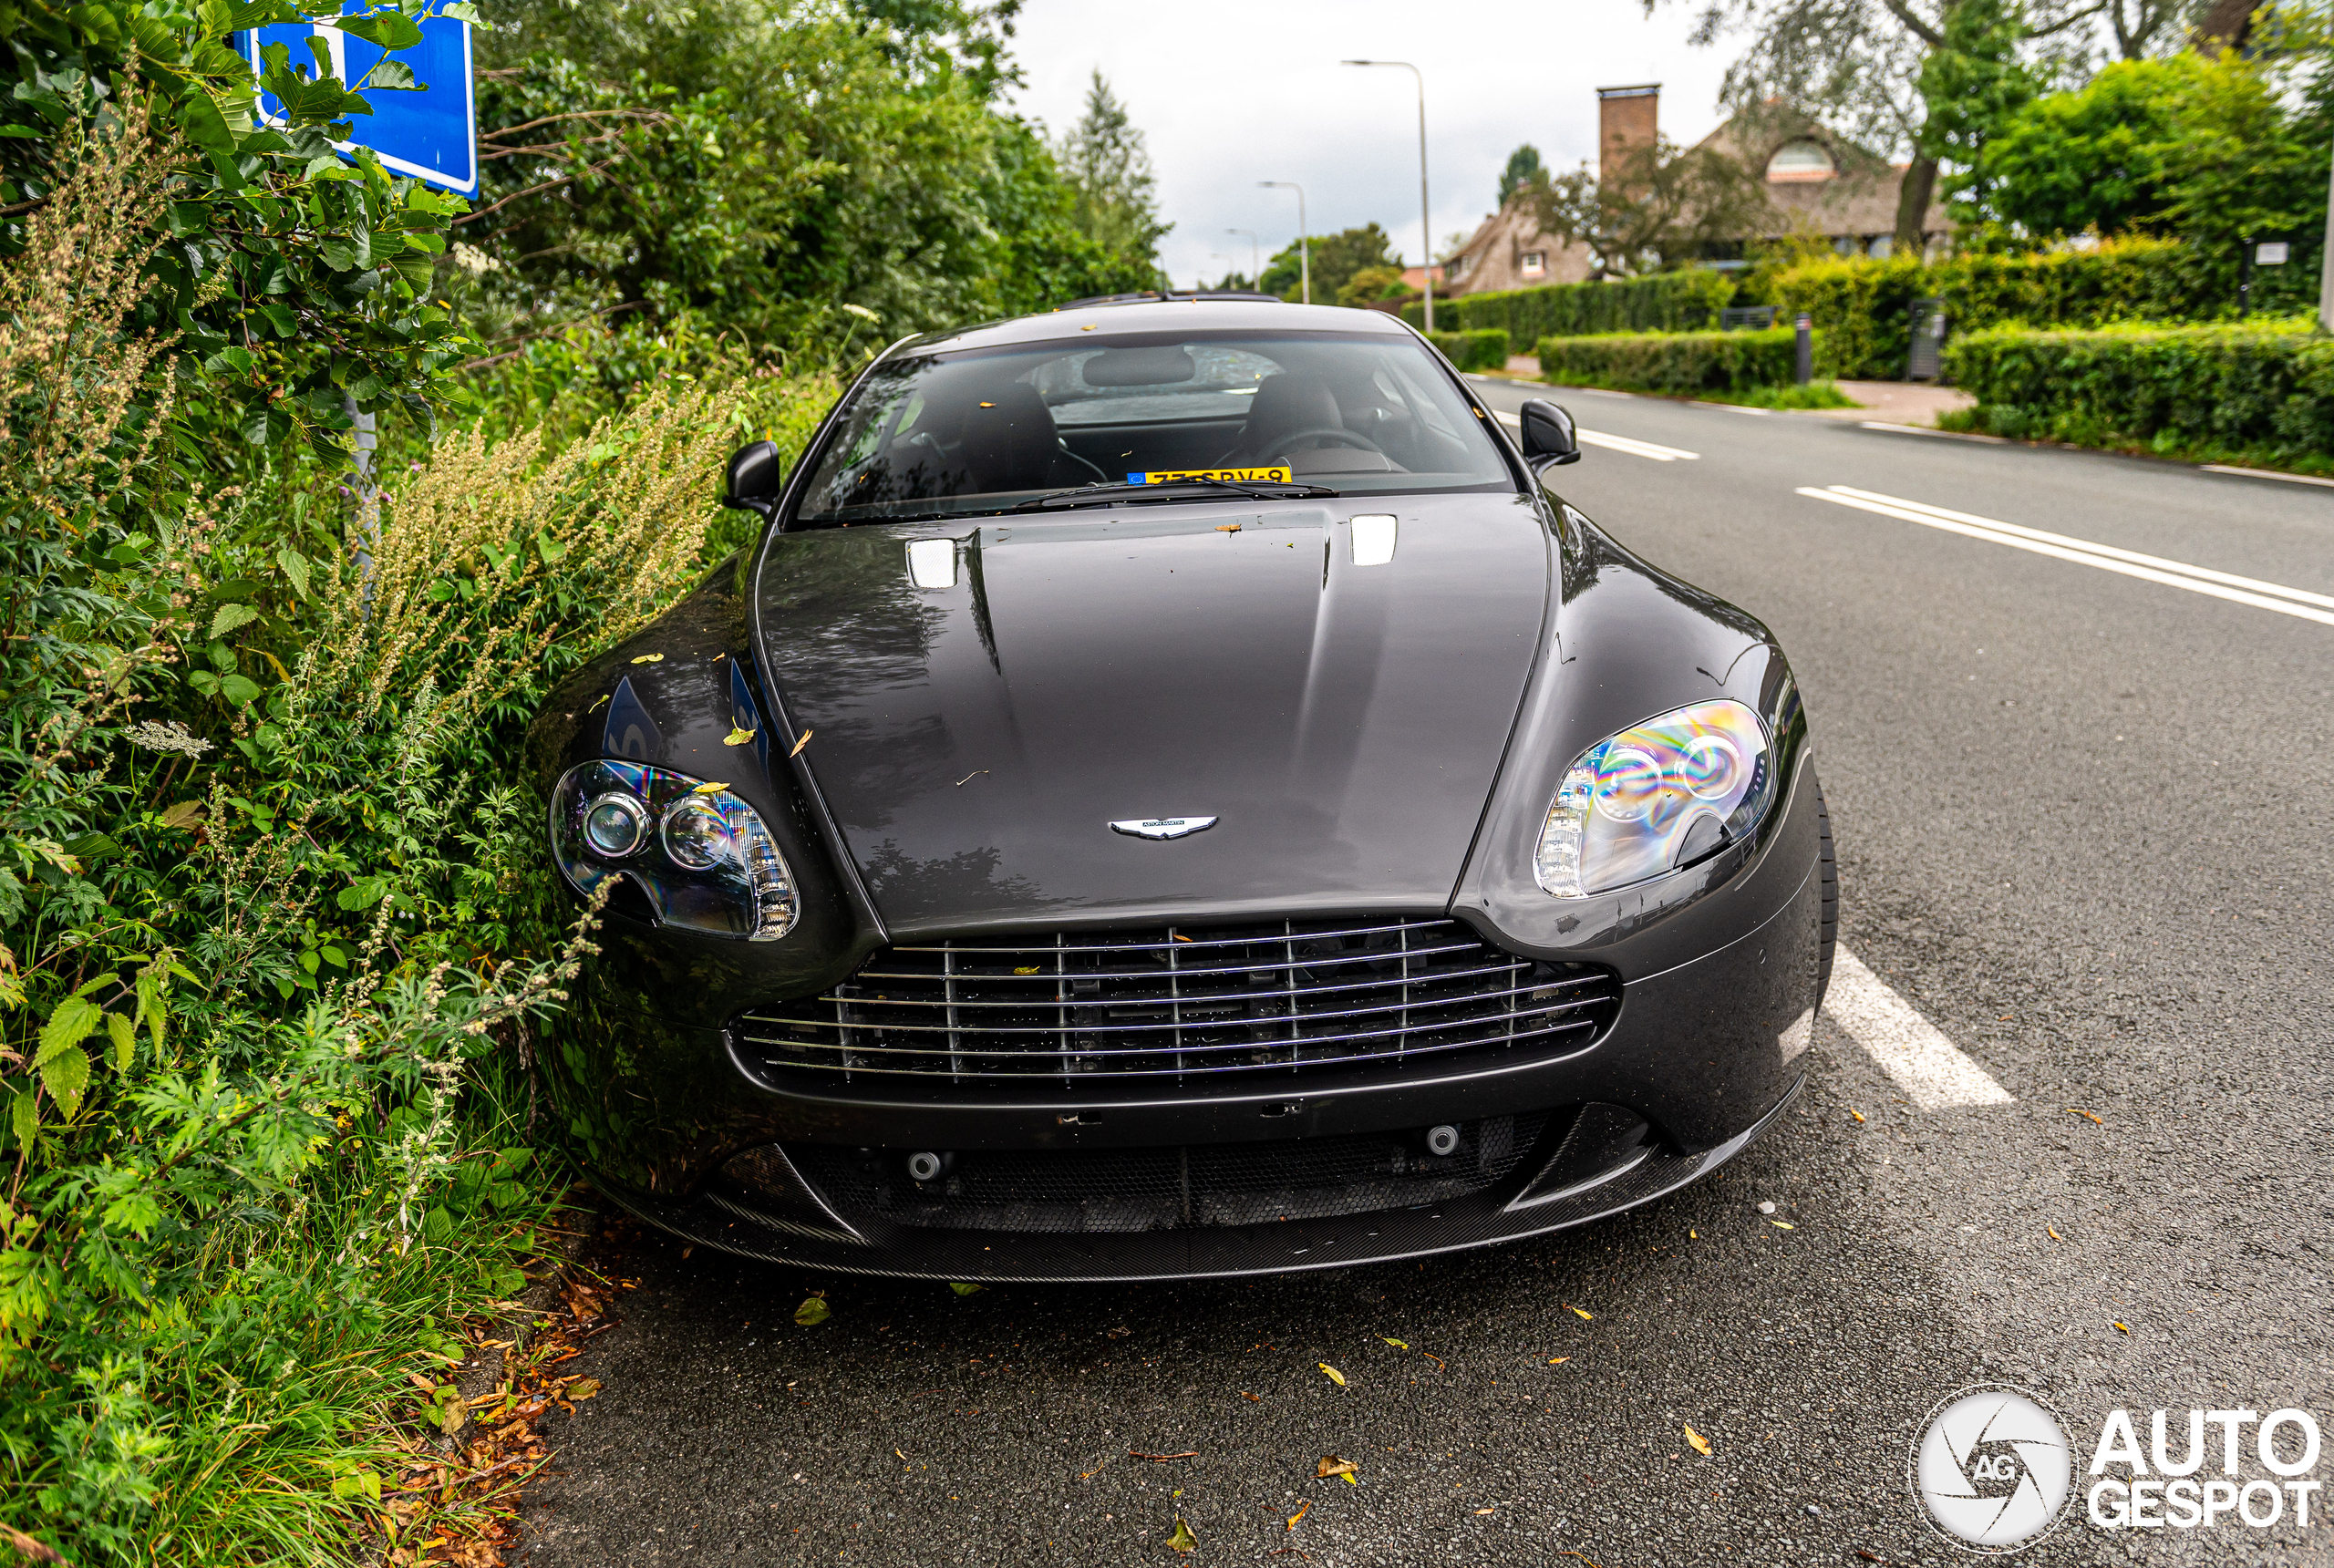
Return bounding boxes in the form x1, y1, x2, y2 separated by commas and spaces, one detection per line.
894, 299, 1417, 357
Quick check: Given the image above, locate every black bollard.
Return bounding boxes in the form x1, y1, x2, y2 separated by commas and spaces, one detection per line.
1794, 312, 1812, 386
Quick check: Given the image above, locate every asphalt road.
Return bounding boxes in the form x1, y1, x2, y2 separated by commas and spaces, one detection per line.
517, 387, 2334, 1567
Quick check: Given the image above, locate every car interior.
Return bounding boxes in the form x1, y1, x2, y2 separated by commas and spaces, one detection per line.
798, 331, 1507, 521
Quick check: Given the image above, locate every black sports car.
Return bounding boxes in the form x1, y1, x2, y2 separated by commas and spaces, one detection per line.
526, 296, 1835, 1282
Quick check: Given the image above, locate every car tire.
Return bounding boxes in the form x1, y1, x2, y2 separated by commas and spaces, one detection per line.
1814, 776, 1838, 1010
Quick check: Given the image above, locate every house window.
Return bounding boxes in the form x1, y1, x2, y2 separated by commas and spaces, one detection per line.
1520, 250, 1546, 277
1766, 139, 1835, 182
1450, 253, 1472, 280
1868, 234, 1894, 260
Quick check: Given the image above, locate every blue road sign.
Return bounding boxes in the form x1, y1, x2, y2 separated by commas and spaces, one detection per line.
236, 9, 476, 196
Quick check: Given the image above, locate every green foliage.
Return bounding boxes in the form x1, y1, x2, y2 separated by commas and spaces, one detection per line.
1052, 69, 1170, 270
1537, 327, 1802, 396
1734, 378, 1858, 409
461, 1, 1150, 352
1978, 51, 2330, 256
1404, 269, 1736, 342
1497, 144, 1544, 210
1260, 224, 1401, 304
1942, 317, 2334, 474
1523, 137, 1773, 277
1917, 0, 2041, 221
1337, 264, 1410, 308
1751, 238, 2288, 379
1426, 328, 1511, 372
0, 0, 475, 481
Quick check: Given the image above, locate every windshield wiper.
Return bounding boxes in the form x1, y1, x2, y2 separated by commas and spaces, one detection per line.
1013, 476, 1338, 511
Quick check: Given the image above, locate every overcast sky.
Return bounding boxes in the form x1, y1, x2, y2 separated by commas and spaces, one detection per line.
1006, 0, 1740, 288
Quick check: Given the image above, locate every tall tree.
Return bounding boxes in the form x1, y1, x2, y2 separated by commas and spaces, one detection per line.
1657, 0, 2202, 252
1258, 223, 1401, 303
1498, 144, 1546, 209
1053, 70, 1172, 269
1526, 138, 1774, 276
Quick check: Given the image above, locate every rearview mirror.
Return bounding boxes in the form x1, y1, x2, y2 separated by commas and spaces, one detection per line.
1517, 398, 1581, 468
724, 440, 783, 513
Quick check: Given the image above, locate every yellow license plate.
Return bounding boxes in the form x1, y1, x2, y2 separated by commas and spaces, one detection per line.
1126, 467, 1293, 485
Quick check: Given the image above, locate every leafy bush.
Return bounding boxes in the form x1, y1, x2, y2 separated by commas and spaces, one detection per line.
0, 86, 842, 1563
1426, 328, 1511, 371
1538, 328, 1801, 396
1752, 237, 2288, 379
1403, 270, 1735, 342
1942, 317, 2334, 471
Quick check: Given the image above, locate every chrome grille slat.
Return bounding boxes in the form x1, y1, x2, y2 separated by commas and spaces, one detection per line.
738, 916, 1621, 1088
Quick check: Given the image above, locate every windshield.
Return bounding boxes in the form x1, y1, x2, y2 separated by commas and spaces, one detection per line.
792, 328, 1515, 525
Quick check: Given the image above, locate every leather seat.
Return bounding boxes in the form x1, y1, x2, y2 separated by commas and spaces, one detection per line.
955, 383, 1066, 493
1235, 373, 1345, 461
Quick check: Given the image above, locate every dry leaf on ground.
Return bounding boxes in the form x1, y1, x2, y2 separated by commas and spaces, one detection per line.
1317, 1363, 1346, 1387
1167, 1517, 1198, 1553
1565, 1305, 1593, 1320
1287, 1500, 1310, 1530
1685, 1424, 1711, 1456
566, 1377, 601, 1401
1317, 1456, 1357, 1480
795, 1297, 831, 1326
1381, 1336, 1409, 1349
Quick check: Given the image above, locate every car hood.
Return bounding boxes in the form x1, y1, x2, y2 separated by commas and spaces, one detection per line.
754, 495, 1553, 935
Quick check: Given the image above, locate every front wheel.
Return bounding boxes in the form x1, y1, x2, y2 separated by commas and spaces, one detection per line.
1813, 778, 1838, 1010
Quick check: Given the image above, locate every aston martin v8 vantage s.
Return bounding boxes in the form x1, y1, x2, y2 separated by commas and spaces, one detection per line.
524, 295, 1836, 1282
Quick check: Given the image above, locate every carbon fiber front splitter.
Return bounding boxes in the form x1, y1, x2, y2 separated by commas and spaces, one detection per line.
598, 1072, 1802, 1283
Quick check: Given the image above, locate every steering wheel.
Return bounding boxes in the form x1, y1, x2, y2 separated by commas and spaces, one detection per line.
1255, 426, 1386, 465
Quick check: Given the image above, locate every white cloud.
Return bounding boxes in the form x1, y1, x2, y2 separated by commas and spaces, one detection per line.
1007, 0, 1738, 287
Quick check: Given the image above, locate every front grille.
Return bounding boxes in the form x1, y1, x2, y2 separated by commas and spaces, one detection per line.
733, 916, 1620, 1087
768, 1112, 1553, 1233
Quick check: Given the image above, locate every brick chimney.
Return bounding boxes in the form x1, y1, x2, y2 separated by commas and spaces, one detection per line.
1597, 84, 1660, 183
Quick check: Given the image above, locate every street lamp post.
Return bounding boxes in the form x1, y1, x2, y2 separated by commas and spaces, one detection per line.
1226, 228, 1260, 288
1342, 59, 1433, 333
1258, 181, 1307, 304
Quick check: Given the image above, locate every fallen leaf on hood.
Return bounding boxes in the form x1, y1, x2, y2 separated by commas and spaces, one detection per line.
789, 728, 813, 758
588, 693, 611, 711
567, 1378, 601, 1401
1380, 1336, 1409, 1349
691, 781, 728, 796
1286, 1500, 1310, 1530
1167, 1517, 1198, 1553
1685, 1424, 1711, 1456
1565, 1305, 1593, 1320
794, 1297, 831, 1326
629, 654, 664, 664
947, 1282, 984, 1296
723, 726, 756, 746
1317, 1456, 1357, 1480
1317, 1364, 1346, 1387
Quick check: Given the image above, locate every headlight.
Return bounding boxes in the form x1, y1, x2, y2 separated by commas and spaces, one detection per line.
1534, 699, 1772, 898
551, 760, 799, 940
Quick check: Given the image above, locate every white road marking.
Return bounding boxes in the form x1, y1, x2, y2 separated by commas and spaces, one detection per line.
1857, 419, 2008, 444
1691, 400, 1772, 416
2200, 463, 2334, 490
1492, 409, 1699, 462
1825, 946, 2014, 1110
1798, 484, 2334, 627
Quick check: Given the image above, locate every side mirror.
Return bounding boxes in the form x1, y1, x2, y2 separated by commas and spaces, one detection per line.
1517, 398, 1581, 468
724, 440, 783, 513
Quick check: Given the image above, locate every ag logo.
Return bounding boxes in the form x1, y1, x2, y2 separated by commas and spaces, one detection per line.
1910, 1384, 2073, 1553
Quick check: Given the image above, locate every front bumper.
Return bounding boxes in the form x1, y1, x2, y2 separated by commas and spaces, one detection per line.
540, 750, 1823, 1280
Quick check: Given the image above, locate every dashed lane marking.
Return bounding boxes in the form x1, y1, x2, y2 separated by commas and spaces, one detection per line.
1798, 484, 2334, 627
1825, 946, 2014, 1110
1492, 409, 1699, 462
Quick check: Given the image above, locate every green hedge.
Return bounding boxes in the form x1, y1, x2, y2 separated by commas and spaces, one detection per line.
1942, 318, 2334, 467
1426, 327, 1511, 370
1407, 269, 1736, 341
1761, 238, 2252, 379
1537, 328, 1801, 395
